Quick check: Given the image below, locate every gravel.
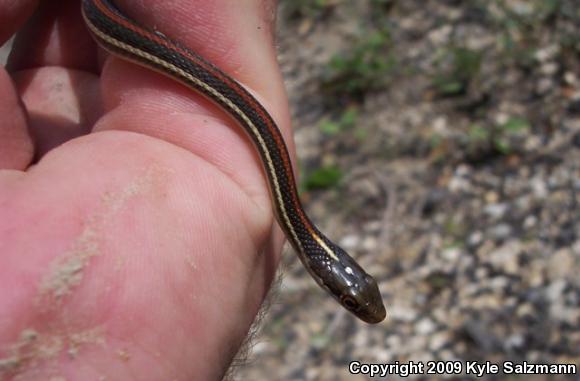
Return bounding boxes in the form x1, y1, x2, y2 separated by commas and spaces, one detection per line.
237, 1, 579, 380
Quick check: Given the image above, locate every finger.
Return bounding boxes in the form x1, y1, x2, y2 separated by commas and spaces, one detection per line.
89, 0, 290, 369
10, 67, 103, 158
0, 68, 33, 169
0, 0, 38, 169
95, 0, 295, 176
4, 0, 103, 158
0, 132, 278, 380
94, 0, 291, 264
0, 1, 288, 377
7, 0, 98, 72
103, 0, 287, 128
0, 0, 37, 44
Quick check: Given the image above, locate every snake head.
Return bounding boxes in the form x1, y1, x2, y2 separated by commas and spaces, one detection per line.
310, 243, 386, 324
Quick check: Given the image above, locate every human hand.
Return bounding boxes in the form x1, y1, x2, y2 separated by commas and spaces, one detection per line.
0, 0, 291, 379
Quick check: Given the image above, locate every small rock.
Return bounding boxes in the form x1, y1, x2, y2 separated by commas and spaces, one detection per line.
416, 318, 437, 335
449, 165, 472, 192
504, 334, 525, 350
462, 321, 499, 351
439, 349, 458, 361
530, 177, 548, 198
547, 248, 574, 280
468, 231, 483, 246
527, 264, 545, 287
490, 223, 513, 240
489, 276, 509, 291
536, 78, 554, 95
516, 303, 534, 318
545, 279, 566, 302
362, 236, 378, 251
564, 71, 578, 85
549, 303, 580, 325
484, 191, 499, 203
374, 347, 394, 362
340, 234, 360, 249
428, 25, 452, 45
405, 336, 428, 353
433, 116, 449, 133
429, 331, 451, 351
389, 305, 418, 322
484, 203, 508, 219
534, 44, 559, 62
540, 62, 558, 76
385, 334, 402, 349
414, 352, 435, 363
488, 240, 521, 274
523, 215, 537, 229
449, 177, 471, 193
442, 247, 461, 262
471, 294, 502, 309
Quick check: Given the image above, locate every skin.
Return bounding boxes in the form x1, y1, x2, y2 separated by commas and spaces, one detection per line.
0, 0, 289, 379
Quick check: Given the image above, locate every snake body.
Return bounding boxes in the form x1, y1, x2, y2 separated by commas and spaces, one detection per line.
82, 0, 386, 324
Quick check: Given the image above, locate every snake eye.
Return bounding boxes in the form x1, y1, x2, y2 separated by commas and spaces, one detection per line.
341, 295, 360, 311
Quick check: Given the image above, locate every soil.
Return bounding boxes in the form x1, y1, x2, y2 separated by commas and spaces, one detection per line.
236, 1, 579, 380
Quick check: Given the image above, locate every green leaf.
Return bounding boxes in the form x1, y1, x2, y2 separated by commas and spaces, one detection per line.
340, 108, 358, 127
468, 124, 490, 141
304, 165, 342, 190
435, 79, 465, 95
432, 47, 482, 96
319, 120, 341, 135
501, 117, 530, 132
494, 137, 512, 154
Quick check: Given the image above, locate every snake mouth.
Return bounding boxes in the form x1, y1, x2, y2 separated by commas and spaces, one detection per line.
361, 302, 387, 324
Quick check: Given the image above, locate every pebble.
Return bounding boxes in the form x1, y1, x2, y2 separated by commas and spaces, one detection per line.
416, 318, 437, 335
339, 234, 360, 249
441, 247, 461, 262
449, 165, 472, 192
530, 177, 548, 198
489, 276, 509, 291
389, 305, 419, 323
564, 71, 578, 85
545, 279, 567, 302
429, 331, 450, 351
488, 240, 521, 273
490, 223, 513, 240
504, 334, 525, 350
534, 44, 559, 62
468, 231, 483, 246
540, 62, 559, 76
549, 303, 580, 325
547, 248, 574, 280
428, 25, 452, 44
536, 78, 554, 95
484, 203, 508, 219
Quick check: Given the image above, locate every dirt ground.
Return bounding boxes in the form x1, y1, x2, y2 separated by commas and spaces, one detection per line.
235, 0, 579, 380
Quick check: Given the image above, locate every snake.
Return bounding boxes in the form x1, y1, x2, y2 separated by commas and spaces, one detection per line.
81, 0, 386, 324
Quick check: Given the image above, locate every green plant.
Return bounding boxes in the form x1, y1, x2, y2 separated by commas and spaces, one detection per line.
280, 0, 334, 19
432, 47, 483, 96
303, 165, 343, 190
467, 124, 491, 143
464, 117, 531, 157
321, 30, 397, 99
493, 117, 530, 154
318, 107, 358, 135
487, 0, 571, 67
